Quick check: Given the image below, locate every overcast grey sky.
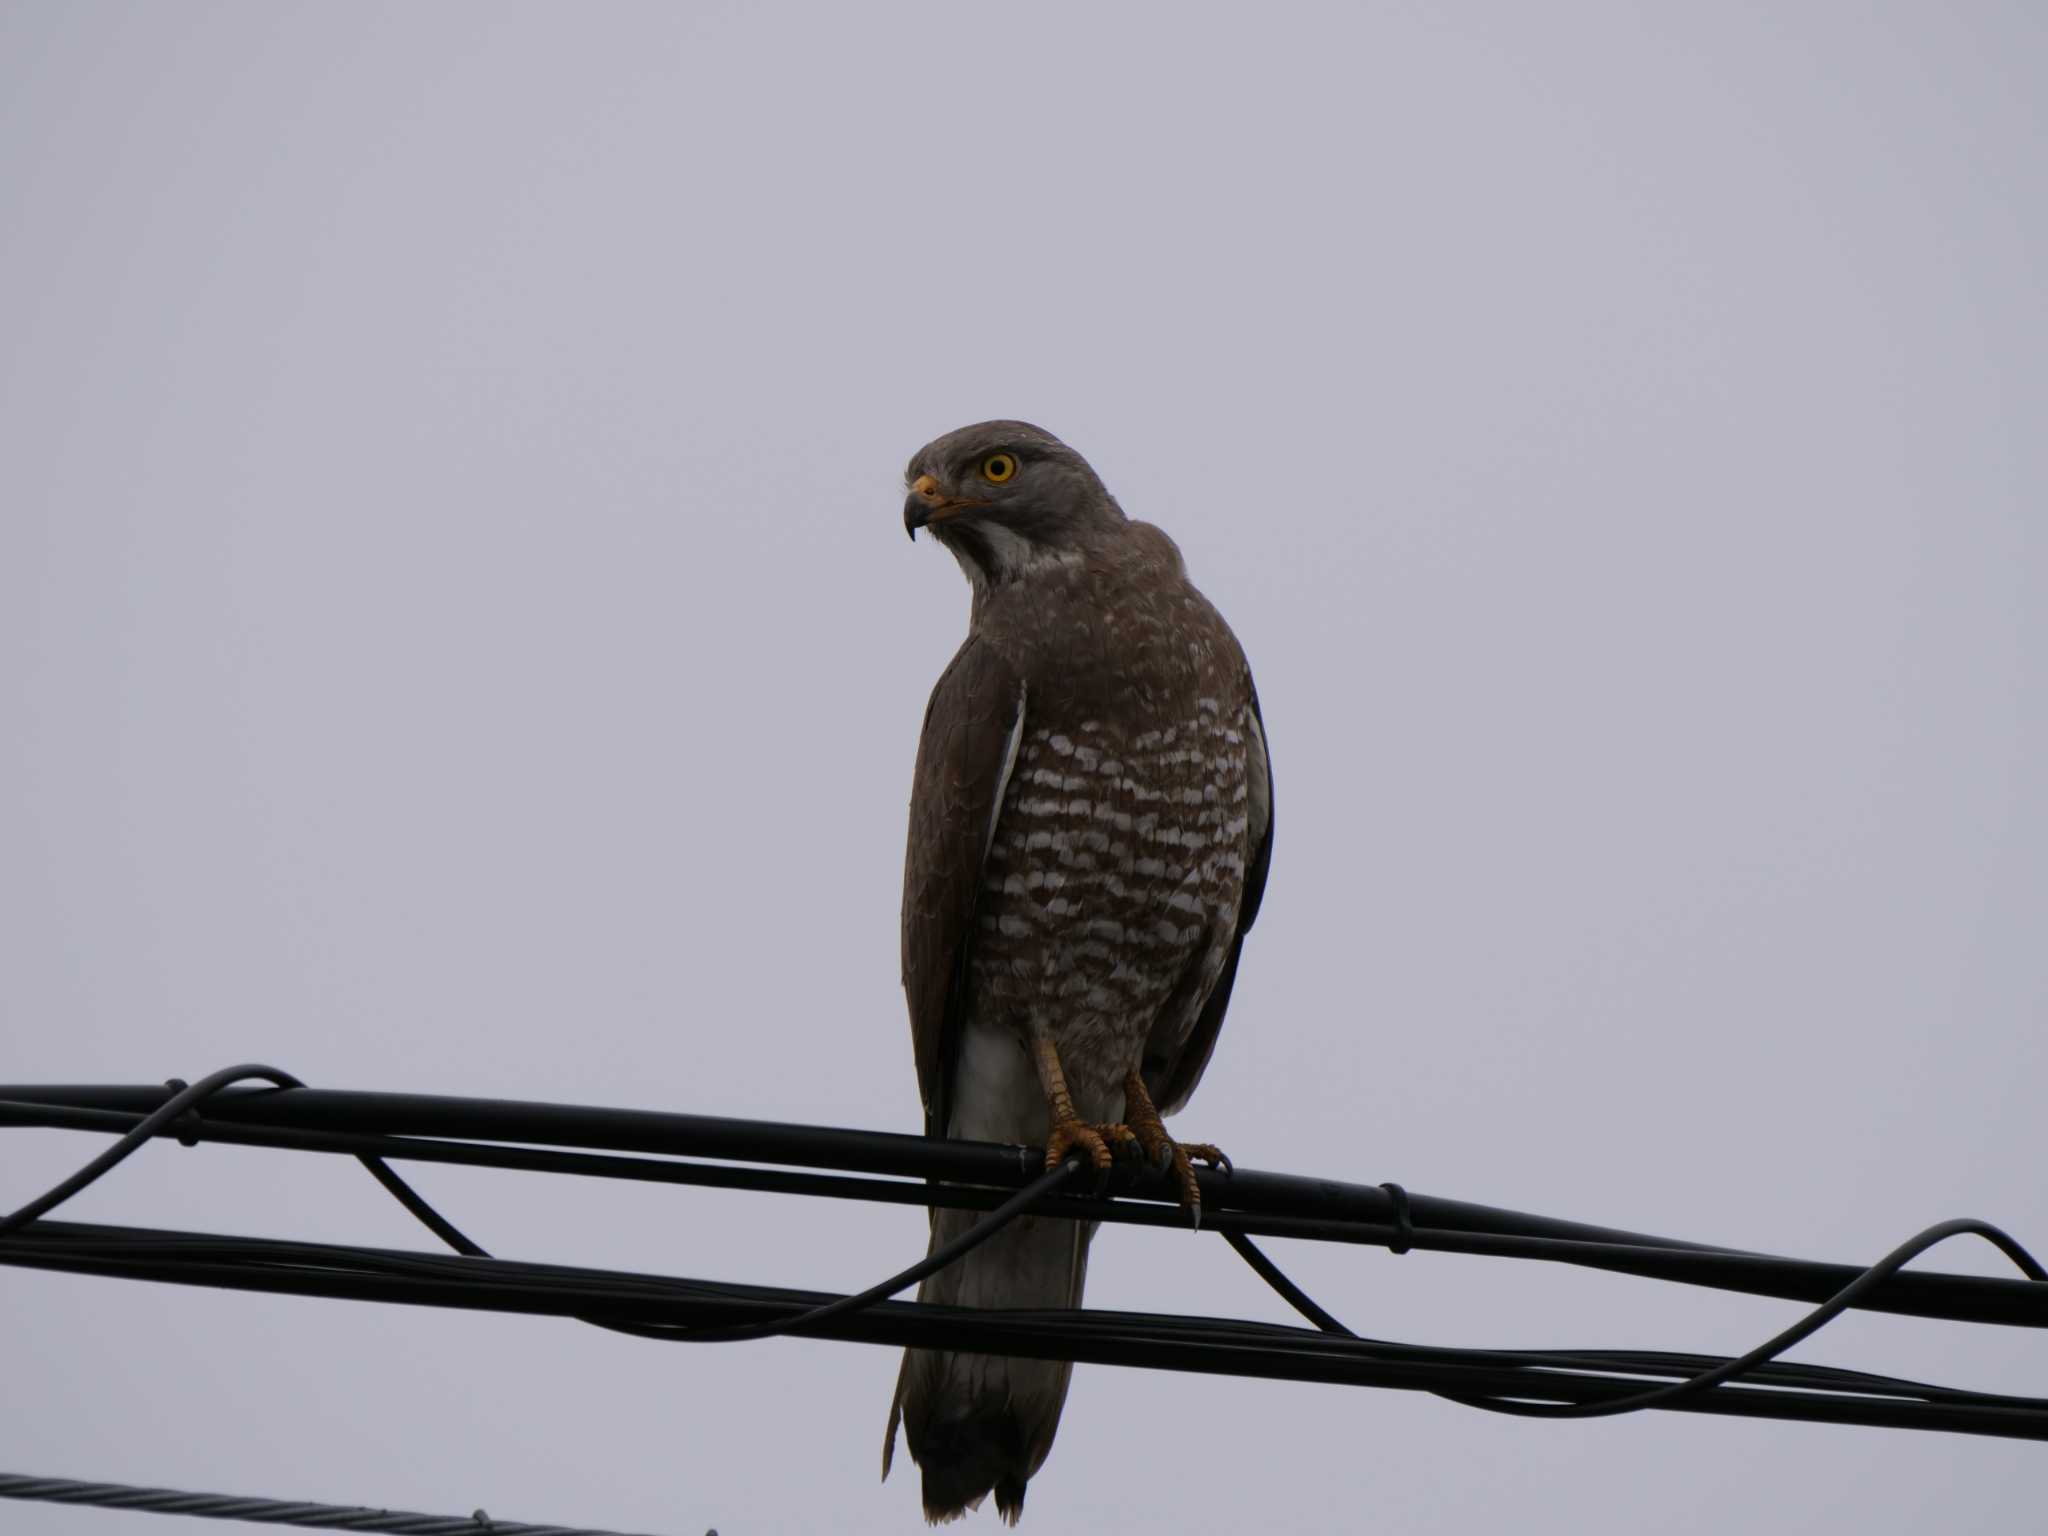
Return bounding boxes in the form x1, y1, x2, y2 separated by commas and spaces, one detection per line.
3, 3, 2044, 1532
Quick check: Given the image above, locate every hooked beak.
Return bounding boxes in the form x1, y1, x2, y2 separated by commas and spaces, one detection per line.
904, 473, 990, 541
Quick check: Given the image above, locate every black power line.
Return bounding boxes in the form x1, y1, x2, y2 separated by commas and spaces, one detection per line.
4, 1077, 2042, 1327
2, 1067, 2045, 1447
0, 1470, 688, 1535
9, 1217, 2046, 1440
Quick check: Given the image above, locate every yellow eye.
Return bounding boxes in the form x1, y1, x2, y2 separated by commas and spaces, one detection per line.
980, 452, 1018, 484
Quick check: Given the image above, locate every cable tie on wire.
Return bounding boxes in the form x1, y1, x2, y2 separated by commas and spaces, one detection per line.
1380, 1181, 1413, 1254
0, 1064, 302, 1237
162, 1079, 200, 1148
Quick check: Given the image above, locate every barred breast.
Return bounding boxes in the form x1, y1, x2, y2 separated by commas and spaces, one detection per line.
969, 695, 1254, 1112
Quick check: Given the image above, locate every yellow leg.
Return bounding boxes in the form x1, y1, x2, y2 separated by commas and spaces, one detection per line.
1030, 1038, 1138, 1173
1123, 1069, 1230, 1217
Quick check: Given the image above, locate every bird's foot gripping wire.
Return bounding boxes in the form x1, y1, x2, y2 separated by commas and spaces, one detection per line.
1043, 1115, 1139, 1177
1123, 1069, 1230, 1227
1030, 1037, 1142, 1186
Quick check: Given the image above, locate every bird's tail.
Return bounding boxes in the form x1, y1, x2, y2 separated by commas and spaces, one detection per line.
883, 1204, 1096, 1525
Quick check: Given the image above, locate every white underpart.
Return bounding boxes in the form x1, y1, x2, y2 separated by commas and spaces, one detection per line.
947, 1016, 1041, 1144
950, 518, 1086, 587
949, 1014, 1120, 1146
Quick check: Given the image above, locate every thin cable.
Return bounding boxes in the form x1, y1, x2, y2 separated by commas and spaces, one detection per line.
342, 1127, 1084, 1342
1445, 1217, 2046, 1419
0, 1066, 301, 1235
0, 1469, 679, 1534
1225, 1230, 1353, 1334
14, 1216, 2048, 1440
1224, 1222, 2048, 1421
355, 1153, 490, 1257
7, 1066, 2048, 1443
1220, 1229, 2043, 1404
349, 1121, 1088, 1344
599, 1161, 1080, 1343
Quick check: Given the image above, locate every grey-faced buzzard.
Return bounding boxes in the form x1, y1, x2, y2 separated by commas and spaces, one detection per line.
882, 421, 1274, 1524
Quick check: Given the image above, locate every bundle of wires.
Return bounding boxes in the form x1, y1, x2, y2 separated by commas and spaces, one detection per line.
4, 1064, 2046, 1441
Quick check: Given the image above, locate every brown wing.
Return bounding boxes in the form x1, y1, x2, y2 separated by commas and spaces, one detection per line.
1152, 684, 1274, 1115
901, 636, 1027, 1138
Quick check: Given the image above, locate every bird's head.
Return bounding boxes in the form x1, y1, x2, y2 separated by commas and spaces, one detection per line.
903, 420, 1123, 584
